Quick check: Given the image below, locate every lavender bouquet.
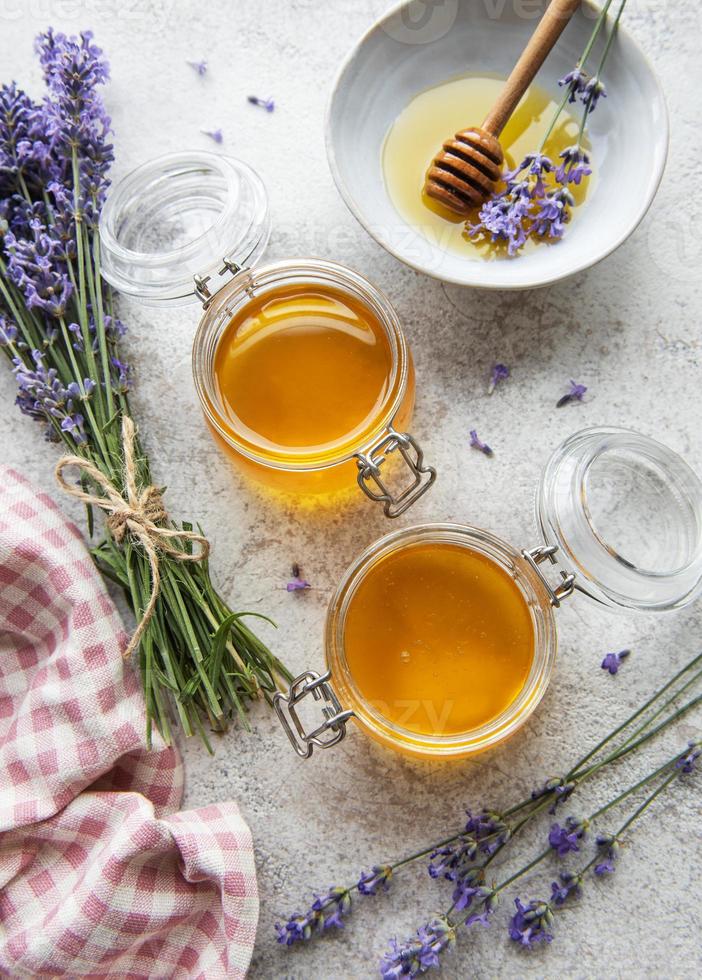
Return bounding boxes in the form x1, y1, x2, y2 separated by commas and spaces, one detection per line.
469, 0, 625, 254
0, 30, 290, 749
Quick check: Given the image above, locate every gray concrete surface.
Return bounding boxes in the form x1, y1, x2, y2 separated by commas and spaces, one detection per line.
1, 1, 701, 977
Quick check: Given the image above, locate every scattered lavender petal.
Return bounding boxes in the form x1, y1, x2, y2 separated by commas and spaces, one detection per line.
601, 650, 630, 675
248, 95, 275, 112
187, 59, 207, 76
470, 429, 493, 457
556, 380, 587, 407
201, 128, 223, 144
488, 363, 510, 395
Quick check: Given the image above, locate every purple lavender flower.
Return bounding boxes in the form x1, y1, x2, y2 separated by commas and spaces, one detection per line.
469, 153, 555, 254
465, 809, 511, 855
452, 877, 483, 912
509, 898, 554, 948
110, 356, 130, 393
358, 864, 393, 895
594, 833, 620, 876
601, 649, 631, 675
465, 890, 498, 929
428, 837, 478, 881
5, 224, 73, 318
461, 885, 498, 924
13, 348, 92, 445
504, 153, 553, 185
556, 145, 592, 186
675, 740, 701, 775
582, 77, 607, 112
0, 315, 18, 346
531, 187, 573, 240
187, 59, 208, 76
550, 871, 582, 906
556, 380, 587, 408
532, 776, 576, 814
488, 362, 510, 395
380, 916, 456, 978
35, 30, 113, 219
549, 816, 589, 856
469, 430, 493, 457
248, 95, 275, 113
275, 885, 351, 945
469, 189, 530, 256
201, 128, 223, 144
558, 67, 588, 103
60, 412, 87, 443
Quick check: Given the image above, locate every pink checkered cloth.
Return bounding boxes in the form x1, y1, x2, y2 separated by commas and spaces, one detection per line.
0, 468, 258, 978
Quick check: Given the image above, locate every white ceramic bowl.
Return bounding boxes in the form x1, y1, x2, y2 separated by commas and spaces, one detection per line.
326, 0, 668, 289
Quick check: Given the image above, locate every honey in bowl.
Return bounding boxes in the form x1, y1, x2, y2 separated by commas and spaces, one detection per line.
382, 74, 592, 258
342, 541, 535, 737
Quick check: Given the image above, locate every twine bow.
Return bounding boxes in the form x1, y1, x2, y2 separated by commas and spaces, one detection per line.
55, 416, 210, 659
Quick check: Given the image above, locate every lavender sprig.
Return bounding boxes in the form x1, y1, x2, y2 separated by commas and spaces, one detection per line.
467, 0, 621, 253
277, 654, 702, 964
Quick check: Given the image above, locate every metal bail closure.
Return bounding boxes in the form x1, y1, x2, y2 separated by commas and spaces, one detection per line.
273, 670, 354, 759
194, 255, 245, 309
522, 545, 576, 608
356, 426, 436, 518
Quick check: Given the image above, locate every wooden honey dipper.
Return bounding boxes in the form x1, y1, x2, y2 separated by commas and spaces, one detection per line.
424, 0, 581, 216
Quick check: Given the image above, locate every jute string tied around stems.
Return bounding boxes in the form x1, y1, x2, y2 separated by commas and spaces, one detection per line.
55, 415, 210, 659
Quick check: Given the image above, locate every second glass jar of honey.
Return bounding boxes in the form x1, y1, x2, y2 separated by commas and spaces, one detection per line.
275, 428, 702, 760
99, 151, 435, 516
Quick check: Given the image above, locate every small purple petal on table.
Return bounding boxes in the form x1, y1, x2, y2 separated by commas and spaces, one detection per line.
248, 95, 275, 112
556, 380, 587, 407
201, 128, 223, 144
286, 577, 310, 593
470, 429, 493, 457
675, 739, 701, 774
187, 59, 207, 76
601, 650, 630, 675
488, 362, 510, 394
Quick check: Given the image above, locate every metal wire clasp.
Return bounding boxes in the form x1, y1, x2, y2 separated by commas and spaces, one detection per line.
273, 670, 354, 759
356, 427, 436, 518
522, 545, 576, 607
194, 256, 244, 308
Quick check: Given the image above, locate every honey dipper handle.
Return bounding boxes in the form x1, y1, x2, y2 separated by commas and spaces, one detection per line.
482, 0, 582, 137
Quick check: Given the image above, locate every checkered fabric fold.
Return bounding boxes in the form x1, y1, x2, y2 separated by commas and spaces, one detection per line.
0, 469, 258, 978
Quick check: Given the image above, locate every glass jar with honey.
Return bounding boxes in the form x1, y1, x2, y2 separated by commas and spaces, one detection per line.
274, 428, 702, 760
99, 151, 435, 515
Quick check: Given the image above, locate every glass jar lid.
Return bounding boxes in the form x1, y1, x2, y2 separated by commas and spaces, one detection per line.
537, 427, 702, 612
99, 151, 270, 307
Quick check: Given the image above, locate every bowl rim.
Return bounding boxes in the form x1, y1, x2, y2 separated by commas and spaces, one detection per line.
324, 0, 670, 290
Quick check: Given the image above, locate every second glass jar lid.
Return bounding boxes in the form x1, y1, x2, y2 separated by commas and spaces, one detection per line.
537, 427, 702, 612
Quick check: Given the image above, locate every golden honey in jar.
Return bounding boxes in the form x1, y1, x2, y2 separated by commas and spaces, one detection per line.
325, 524, 557, 759
343, 541, 535, 737
192, 260, 432, 508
